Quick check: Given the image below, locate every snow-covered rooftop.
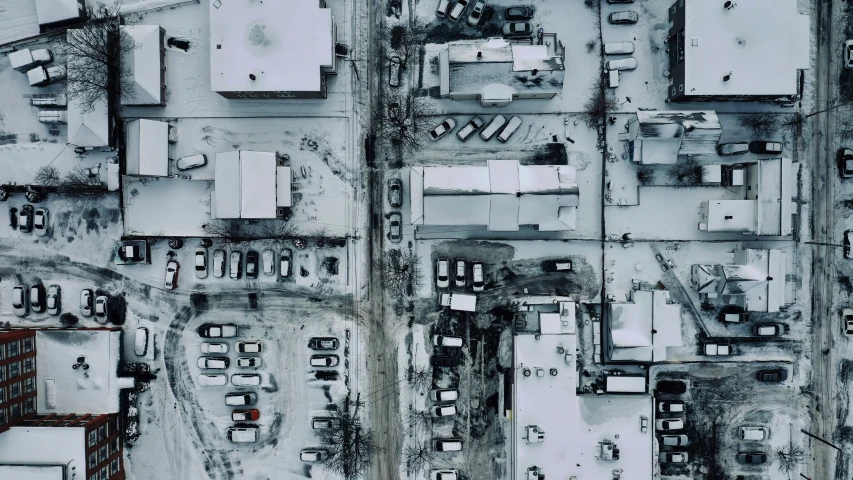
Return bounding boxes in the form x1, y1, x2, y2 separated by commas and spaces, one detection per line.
68, 94, 110, 148
121, 25, 164, 105
0, 0, 40, 46
694, 248, 787, 313
607, 290, 682, 362
681, 0, 809, 97
0, 465, 64, 480
123, 175, 213, 237
209, 0, 334, 93
125, 119, 169, 177
35, 0, 82, 26
513, 333, 653, 480
213, 151, 286, 219
0, 428, 84, 479
35, 330, 123, 414
627, 111, 721, 164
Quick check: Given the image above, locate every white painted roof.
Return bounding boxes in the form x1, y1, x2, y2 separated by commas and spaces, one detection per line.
240, 151, 276, 218
125, 119, 169, 176
214, 151, 241, 219
0, 0, 40, 46
683, 0, 809, 96
608, 290, 681, 362
121, 25, 163, 105
0, 428, 84, 478
68, 95, 110, 148
35, 0, 81, 26
276, 166, 292, 207
209, 0, 333, 93
750, 158, 793, 236
705, 200, 757, 233
0, 465, 63, 480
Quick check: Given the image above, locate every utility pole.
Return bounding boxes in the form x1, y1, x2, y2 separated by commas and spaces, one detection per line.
805, 99, 850, 118
800, 429, 842, 451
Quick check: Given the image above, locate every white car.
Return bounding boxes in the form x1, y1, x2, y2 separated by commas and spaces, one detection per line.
436, 259, 450, 288
201, 342, 229, 354
433, 335, 463, 347
226, 392, 257, 406
448, 0, 468, 22
134, 327, 149, 357
436, 0, 450, 17
740, 426, 769, 441
467, 0, 485, 26
165, 260, 179, 289
655, 419, 684, 431
213, 249, 226, 278
454, 259, 466, 287
472, 262, 484, 292
231, 374, 262, 386
432, 404, 458, 417
230, 250, 242, 279
175, 154, 207, 171
431, 470, 459, 480
433, 438, 463, 452
300, 449, 327, 462
33, 208, 48, 236
80, 289, 93, 317
431, 389, 458, 402
843, 308, 853, 336
94, 296, 109, 324
46, 285, 60, 316
195, 248, 208, 279
197, 374, 228, 386
703, 343, 732, 355
197, 356, 229, 369
603, 41, 635, 55
237, 357, 262, 368
12, 285, 28, 317
226, 426, 258, 443
310, 355, 339, 367
606, 57, 638, 71
659, 452, 688, 463
280, 248, 292, 278
199, 324, 239, 338
429, 119, 456, 141
236, 341, 262, 353
262, 249, 274, 275
658, 401, 684, 413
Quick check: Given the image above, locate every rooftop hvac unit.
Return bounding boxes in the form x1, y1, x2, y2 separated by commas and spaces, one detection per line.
597, 440, 620, 461
524, 425, 545, 444
526, 466, 544, 479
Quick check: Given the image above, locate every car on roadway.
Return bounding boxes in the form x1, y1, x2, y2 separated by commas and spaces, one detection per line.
658, 401, 684, 413
431, 470, 459, 480
213, 249, 226, 278
201, 342, 229, 354
431, 355, 461, 368
456, 116, 484, 142
175, 154, 207, 171
226, 425, 259, 443
245, 250, 259, 279
604, 41, 635, 55
661, 434, 689, 447
309, 337, 339, 350
432, 404, 458, 417
606, 57, 638, 71
226, 392, 257, 406
433, 438, 463, 452
753, 323, 783, 337
18, 205, 33, 233
198, 374, 228, 386
198, 324, 239, 338
232, 409, 260, 421
454, 259, 466, 287
608, 10, 638, 24
310, 355, 340, 367
843, 308, 853, 336
739, 426, 769, 441
467, 0, 485, 26
197, 356, 229, 369
388, 212, 403, 243
655, 380, 686, 394
756, 369, 788, 382
280, 248, 292, 278
237, 357, 262, 368
845, 40, 853, 69
429, 118, 456, 141
46, 285, 60, 315
33, 208, 48, 236
230, 250, 242, 279
236, 341, 262, 354
434, 335, 463, 347
504, 6, 534, 20
436, 258, 450, 288
164, 260, 179, 289
195, 248, 208, 279
541, 259, 573, 272
655, 419, 684, 431
838, 148, 853, 178
749, 140, 783, 154
472, 262, 484, 292
388, 178, 403, 207
12, 285, 28, 317
716, 142, 749, 156
80, 289, 93, 317
30, 285, 45, 313
448, 0, 468, 22
502, 21, 532, 38
300, 449, 327, 462
231, 374, 262, 387
737, 451, 767, 464
95, 295, 108, 324
262, 249, 274, 275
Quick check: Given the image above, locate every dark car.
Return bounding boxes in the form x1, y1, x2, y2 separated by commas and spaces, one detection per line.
30, 284, 46, 313
737, 451, 767, 464
541, 259, 572, 272
504, 6, 534, 20
753, 323, 783, 337
719, 305, 749, 323
246, 250, 259, 279
108, 296, 126, 325
19, 204, 34, 233
839, 148, 853, 178
716, 142, 749, 156
656, 380, 686, 394
502, 21, 532, 38
749, 140, 783, 154
388, 178, 403, 207
608, 10, 639, 24
9, 207, 18, 229
431, 355, 461, 368
607, 0, 634, 3
309, 337, 339, 350
756, 369, 788, 382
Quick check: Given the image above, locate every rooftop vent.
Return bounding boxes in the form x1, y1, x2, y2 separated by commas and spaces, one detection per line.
525, 425, 545, 444
249, 74, 256, 81
597, 440, 620, 461
724, 1, 736, 10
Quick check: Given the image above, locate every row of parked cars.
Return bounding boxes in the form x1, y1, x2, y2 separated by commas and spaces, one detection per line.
9, 205, 47, 235
298, 336, 344, 462
716, 140, 783, 156
430, 115, 522, 143
194, 248, 293, 281
12, 284, 124, 323
436, 258, 484, 291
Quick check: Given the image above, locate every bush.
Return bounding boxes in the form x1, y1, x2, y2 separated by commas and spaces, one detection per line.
636, 165, 654, 185
738, 113, 779, 138
666, 158, 702, 186
60, 312, 79, 327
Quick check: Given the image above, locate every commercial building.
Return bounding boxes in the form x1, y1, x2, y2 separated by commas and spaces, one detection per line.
691, 247, 788, 313
212, 151, 292, 219
209, 0, 338, 99
666, 0, 809, 102
36, 0, 86, 30
605, 289, 683, 363
121, 25, 166, 106
124, 119, 171, 177
625, 110, 721, 165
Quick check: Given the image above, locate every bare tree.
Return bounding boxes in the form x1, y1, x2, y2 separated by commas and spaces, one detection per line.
406, 406, 433, 433
404, 441, 434, 476
60, 1, 136, 113
317, 395, 375, 479
580, 78, 618, 129
377, 89, 436, 153
775, 437, 805, 474
380, 248, 425, 315
259, 221, 299, 247
381, 24, 424, 70
666, 157, 702, 187
838, 111, 853, 141
408, 365, 433, 392
738, 112, 780, 138
34, 166, 61, 186
636, 165, 654, 186
63, 166, 102, 190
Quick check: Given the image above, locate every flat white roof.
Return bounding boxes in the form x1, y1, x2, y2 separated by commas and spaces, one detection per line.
121, 25, 163, 105
35, 0, 80, 26
209, 0, 333, 93
705, 199, 757, 233
35, 330, 122, 414
125, 119, 169, 177
682, 0, 809, 96
0, 427, 84, 476
608, 290, 682, 362
240, 151, 277, 218
0, 465, 64, 480
214, 151, 241, 219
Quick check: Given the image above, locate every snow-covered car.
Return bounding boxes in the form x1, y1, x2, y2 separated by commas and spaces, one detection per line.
436, 258, 450, 288
432, 438, 463, 452
230, 250, 242, 279
175, 154, 207, 171
436, 0, 450, 17
46, 285, 60, 315
846, 40, 853, 69
310, 355, 339, 367
236, 357, 262, 368
703, 343, 732, 356
753, 323, 783, 337
195, 248, 208, 279
658, 401, 684, 413
312, 417, 336, 429
429, 118, 456, 141
280, 248, 292, 278
608, 10, 638, 24
431, 389, 459, 402
661, 434, 689, 446
18, 205, 33, 233
197, 356, 229, 369
431, 470, 459, 480
226, 392, 257, 406
472, 262, 484, 292
12, 285, 28, 317
232, 409, 260, 421
432, 404, 458, 417
33, 208, 48, 236
134, 327, 149, 357
456, 116, 484, 142
226, 425, 258, 443
198, 324, 239, 338
501, 21, 532, 38
95, 295, 108, 324
262, 249, 274, 275
246, 250, 259, 279
213, 249, 226, 278
231, 374, 262, 386
739, 426, 769, 441
201, 342, 229, 354
448, 0, 468, 22
164, 260, 179, 289
843, 308, 853, 336
30, 285, 45, 313
236, 341, 262, 353
300, 449, 327, 462
197, 374, 228, 386
454, 259, 466, 287
387, 178, 403, 207
504, 6, 533, 19
606, 57, 638, 71
604, 41, 634, 55
433, 335, 463, 347
659, 452, 688, 463
541, 259, 572, 272
388, 212, 402, 243
309, 337, 339, 350
467, 0, 485, 25
655, 419, 684, 431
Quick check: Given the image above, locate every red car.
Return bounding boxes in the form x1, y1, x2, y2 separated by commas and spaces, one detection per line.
232, 409, 260, 421
165, 260, 179, 289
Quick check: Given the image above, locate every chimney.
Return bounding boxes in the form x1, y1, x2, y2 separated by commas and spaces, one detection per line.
723, 71, 732, 81
249, 74, 256, 80
477, 51, 482, 58
724, 1, 736, 9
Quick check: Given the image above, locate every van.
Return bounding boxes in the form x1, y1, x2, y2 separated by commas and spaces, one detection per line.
479, 115, 507, 141
227, 426, 259, 443
497, 116, 522, 143
27, 65, 65, 87
433, 335, 463, 347
436, 0, 451, 17
10, 48, 52, 72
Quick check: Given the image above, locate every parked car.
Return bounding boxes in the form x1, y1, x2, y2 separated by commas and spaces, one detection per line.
429, 118, 456, 140
608, 10, 638, 24
9, 207, 17, 229
311, 355, 340, 367
388, 212, 403, 243
12, 285, 28, 317
431, 469, 459, 480
27, 65, 65, 86
661, 434, 689, 446
226, 425, 259, 443
201, 342, 229, 354
756, 369, 788, 382
198, 374, 228, 386
719, 307, 749, 323
436, 0, 451, 17
749, 140, 783, 154
309, 337, 340, 350
497, 116, 522, 142
432, 404, 458, 417
541, 259, 572, 272
434, 335, 463, 347
165, 260, 179, 289
502, 21, 532, 38
846, 40, 853, 69
468, 0, 486, 25
436, 258, 450, 288
608, 0, 635, 3
18, 204, 33, 233
198, 324, 239, 338
472, 262, 484, 292
300, 449, 327, 462
843, 308, 853, 336
280, 248, 293, 277
606, 57, 638, 71
431, 355, 461, 367
175, 154, 207, 171
431, 389, 459, 402
312, 417, 337, 429
232, 409, 260, 421
740, 426, 769, 441
236, 341, 262, 354
716, 142, 749, 156
33, 208, 48, 236
504, 6, 534, 20
655, 419, 684, 431
753, 323, 783, 337
838, 148, 853, 178
388, 178, 403, 207
846, 230, 853, 259
453, 259, 466, 287
703, 343, 732, 356
659, 452, 688, 463
107, 297, 125, 325
213, 249, 226, 278
80, 289, 93, 317
448, 0, 468, 22
260, 249, 273, 276
225, 392, 257, 406
30, 285, 45, 313
46, 285, 60, 315
604, 41, 635, 55
480, 115, 506, 141
230, 250, 242, 279
195, 248, 208, 279
737, 451, 767, 464
456, 116, 484, 141
656, 380, 686, 394
198, 356, 229, 369
231, 374, 262, 386
94, 295, 108, 323
433, 438, 463, 452
236, 357, 262, 368
245, 250, 259, 279
134, 327, 149, 357
658, 401, 684, 413
388, 56, 401, 87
